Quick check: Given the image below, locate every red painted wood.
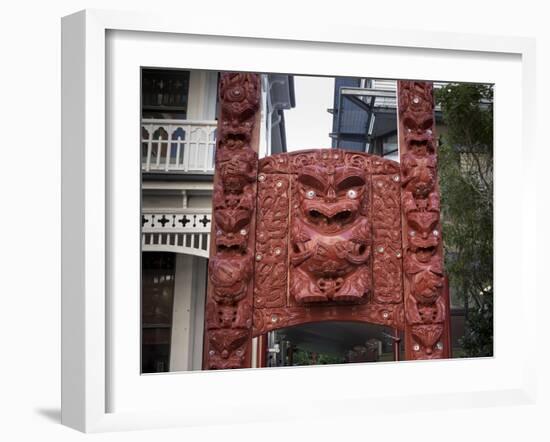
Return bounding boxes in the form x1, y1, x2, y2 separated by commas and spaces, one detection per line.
204, 74, 451, 369
252, 149, 406, 336
397, 80, 451, 360
202, 73, 261, 369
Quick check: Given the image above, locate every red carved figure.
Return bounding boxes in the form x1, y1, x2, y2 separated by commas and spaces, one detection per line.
401, 151, 439, 213
398, 80, 450, 360
411, 324, 444, 358
249, 149, 405, 337
218, 73, 260, 143
208, 255, 253, 305
203, 72, 261, 370
217, 149, 257, 193
207, 329, 250, 369
289, 155, 372, 304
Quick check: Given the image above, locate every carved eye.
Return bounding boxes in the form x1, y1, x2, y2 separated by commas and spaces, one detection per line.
347, 189, 357, 199
306, 190, 316, 199
404, 117, 417, 130
421, 118, 434, 130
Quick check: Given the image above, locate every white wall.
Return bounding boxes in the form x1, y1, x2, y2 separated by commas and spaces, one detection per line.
186, 194, 212, 209
142, 190, 212, 210
142, 192, 187, 209
170, 254, 207, 372
187, 70, 218, 120
2, 1, 548, 441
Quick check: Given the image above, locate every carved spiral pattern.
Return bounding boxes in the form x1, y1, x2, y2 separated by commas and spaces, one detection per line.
254, 174, 290, 308
372, 175, 403, 303
398, 80, 449, 360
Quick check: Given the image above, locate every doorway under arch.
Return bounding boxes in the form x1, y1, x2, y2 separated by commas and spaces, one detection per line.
261, 321, 403, 368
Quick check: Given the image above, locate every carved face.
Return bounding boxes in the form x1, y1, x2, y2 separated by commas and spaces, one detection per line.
407, 211, 440, 262
289, 157, 371, 304
218, 149, 257, 193
219, 118, 254, 144
207, 302, 252, 330
209, 255, 252, 304
400, 81, 434, 115
411, 324, 444, 358
208, 329, 249, 369
215, 227, 249, 254
214, 182, 254, 253
402, 153, 437, 199
403, 112, 435, 153
219, 73, 260, 121
411, 270, 444, 304
214, 195, 251, 229
212, 305, 237, 328
297, 165, 366, 233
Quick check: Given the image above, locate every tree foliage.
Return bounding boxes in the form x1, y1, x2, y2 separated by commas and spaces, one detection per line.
292, 349, 345, 366
435, 83, 493, 357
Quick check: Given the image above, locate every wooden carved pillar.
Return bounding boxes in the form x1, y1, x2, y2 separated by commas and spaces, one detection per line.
398, 81, 451, 360
203, 73, 261, 369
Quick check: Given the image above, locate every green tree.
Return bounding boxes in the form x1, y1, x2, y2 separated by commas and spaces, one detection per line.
292, 349, 345, 366
435, 83, 493, 357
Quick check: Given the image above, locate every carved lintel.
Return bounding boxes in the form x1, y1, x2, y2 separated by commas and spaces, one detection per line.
253, 303, 405, 337
259, 150, 400, 176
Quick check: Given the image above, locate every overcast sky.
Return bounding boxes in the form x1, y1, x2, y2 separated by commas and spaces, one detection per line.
283, 75, 335, 152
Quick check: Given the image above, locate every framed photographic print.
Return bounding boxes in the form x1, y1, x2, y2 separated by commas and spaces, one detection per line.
61, 9, 537, 433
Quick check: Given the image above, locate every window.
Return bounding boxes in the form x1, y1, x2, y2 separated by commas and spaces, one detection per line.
141, 252, 176, 373
141, 69, 190, 120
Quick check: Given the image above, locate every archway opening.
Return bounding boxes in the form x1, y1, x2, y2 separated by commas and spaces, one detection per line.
262, 321, 404, 368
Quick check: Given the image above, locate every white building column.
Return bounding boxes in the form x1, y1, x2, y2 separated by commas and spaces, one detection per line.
170, 254, 193, 371
190, 256, 207, 370
169, 254, 207, 372
187, 71, 218, 120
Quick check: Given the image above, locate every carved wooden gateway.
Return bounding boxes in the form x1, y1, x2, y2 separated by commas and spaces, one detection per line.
203, 73, 451, 369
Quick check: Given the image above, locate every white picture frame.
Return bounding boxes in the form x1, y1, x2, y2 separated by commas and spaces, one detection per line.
61, 9, 538, 433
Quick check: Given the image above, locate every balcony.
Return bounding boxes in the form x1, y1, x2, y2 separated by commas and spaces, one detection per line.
141, 119, 217, 174
142, 209, 212, 258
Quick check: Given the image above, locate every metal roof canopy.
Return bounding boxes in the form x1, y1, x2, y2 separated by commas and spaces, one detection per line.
330, 87, 399, 153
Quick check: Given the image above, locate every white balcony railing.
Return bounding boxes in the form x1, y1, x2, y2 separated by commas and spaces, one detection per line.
142, 209, 212, 258
141, 119, 217, 173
